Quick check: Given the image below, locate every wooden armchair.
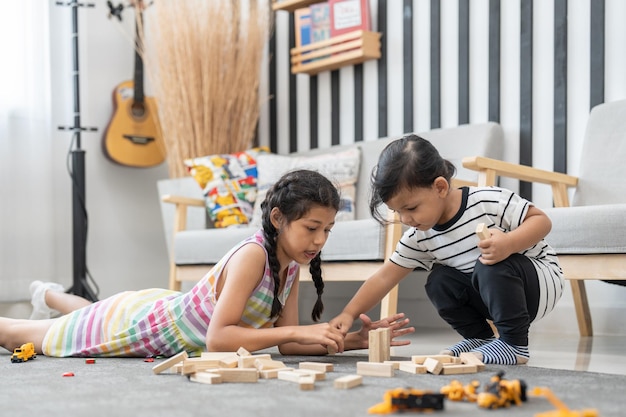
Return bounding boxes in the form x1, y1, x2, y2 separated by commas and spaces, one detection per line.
462, 100, 626, 337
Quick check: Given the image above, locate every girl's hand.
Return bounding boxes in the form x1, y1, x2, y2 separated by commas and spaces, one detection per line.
346, 313, 415, 350
296, 323, 345, 353
329, 312, 355, 336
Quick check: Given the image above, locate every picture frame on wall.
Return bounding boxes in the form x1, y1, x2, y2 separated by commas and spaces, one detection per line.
329, 0, 370, 37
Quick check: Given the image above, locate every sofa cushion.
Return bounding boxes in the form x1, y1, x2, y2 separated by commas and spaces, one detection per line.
173, 218, 386, 265
544, 204, 626, 254
250, 148, 361, 227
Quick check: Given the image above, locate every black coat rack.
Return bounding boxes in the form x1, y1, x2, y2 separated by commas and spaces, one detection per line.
56, 0, 99, 302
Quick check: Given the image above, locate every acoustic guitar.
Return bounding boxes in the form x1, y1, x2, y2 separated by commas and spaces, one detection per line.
103, 2, 165, 168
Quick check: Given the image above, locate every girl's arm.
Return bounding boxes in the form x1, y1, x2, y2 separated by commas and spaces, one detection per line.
330, 261, 413, 335
478, 205, 552, 265
205, 244, 343, 353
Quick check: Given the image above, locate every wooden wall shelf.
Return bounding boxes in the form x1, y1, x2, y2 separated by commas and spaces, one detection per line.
272, 0, 325, 13
290, 30, 381, 75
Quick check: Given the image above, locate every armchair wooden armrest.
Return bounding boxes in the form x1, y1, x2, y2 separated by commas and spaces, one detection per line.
161, 194, 205, 234
461, 156, 578, 207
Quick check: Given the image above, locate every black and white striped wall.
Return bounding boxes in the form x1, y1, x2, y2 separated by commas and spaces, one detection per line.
257, 0, 626, 209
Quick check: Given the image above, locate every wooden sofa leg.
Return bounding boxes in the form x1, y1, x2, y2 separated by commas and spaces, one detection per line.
169, 263, 182, 292
570, 280, 593, 337
380, 285, 399, 320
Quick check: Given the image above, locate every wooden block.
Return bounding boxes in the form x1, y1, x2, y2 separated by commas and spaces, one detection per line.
326, 345, 337, 355
441, 364, 478, 375
412, 354, 460, 364
368, 327, 391, 363
259, 367, 294, 379
383, 360, 404, 370
278, 370, 316, 390
238, 353, 271, 368
254, 358, 287, 371
424, 357, 443, 375
189, 372, 222, 385
180, 357, 222, 375
476, 223, 490, 240
298, 376, 316, 390
152, 351, 189, 375
398, 363, 427, 374
236, 347, 251, 357
334, 374, 363, 389
201, 351, 238, 360
293, 369, 326, 381
215, 368, 258, 383
459, 352, 486, 371
299, 362, 334, 372
356, 361, 394, 377
218, 355, 239, 368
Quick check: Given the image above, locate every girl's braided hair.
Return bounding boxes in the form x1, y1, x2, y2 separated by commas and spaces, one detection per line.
260, 169, 340, 321
369, 134, 456, 225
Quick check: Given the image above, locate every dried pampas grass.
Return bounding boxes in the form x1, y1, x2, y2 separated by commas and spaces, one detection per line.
142, 0, 272, 177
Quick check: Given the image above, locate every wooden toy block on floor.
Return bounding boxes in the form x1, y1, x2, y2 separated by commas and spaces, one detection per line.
254, 358, 287, 371
239, 353, 271, 368
293, 369, 326, 381
368, 327, 391, 363
299, 362, 334, 372
357, 361, 395, 377
334, 375, 363, 389
441, 364, 478, 375
399, 363, 427, 374
412, 354, 460, 364
423, 357, 443, 375
459, 352, 485, 371
215, 368, 259, 383
277, 369, 316, 390
189, 371, 223, 385
152, 350, 189, 375
476, 222, 491, 240
236, 347, 251, 357
259, 367, 294, 379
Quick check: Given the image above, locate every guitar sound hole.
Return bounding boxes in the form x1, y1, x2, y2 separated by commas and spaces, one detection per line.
131, 101, 146, 118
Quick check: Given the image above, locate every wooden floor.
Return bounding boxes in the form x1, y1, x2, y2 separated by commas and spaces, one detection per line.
389, 327, 626, 376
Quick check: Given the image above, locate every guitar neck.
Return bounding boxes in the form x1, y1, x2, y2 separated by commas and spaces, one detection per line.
133, 10, 145, 103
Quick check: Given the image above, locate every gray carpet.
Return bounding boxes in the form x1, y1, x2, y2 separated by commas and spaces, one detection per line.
1, 347, 623, 417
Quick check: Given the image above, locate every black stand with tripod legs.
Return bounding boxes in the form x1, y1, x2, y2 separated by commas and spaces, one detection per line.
56, 0, 98, 301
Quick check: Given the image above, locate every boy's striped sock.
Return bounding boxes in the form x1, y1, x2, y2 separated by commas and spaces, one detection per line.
471, 339, 530, 365
439, 337, 496, 357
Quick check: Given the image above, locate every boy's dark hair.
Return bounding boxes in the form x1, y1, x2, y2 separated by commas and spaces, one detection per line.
260, 169, 340, 322
369, 134, 456, 224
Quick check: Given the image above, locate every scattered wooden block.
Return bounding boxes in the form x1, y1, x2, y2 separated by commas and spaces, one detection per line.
356, 361, 394, 377
238, 353, 271, 368
334, 374, 363, 389
383, 360, 404, 370
254, 358, 287, 371
152, 351, 189, 375
259, 367, 294, 379
293, 369, 326, 381
236, 347, 251, 357
277, 369, 316, 390
459, 352, 485, 371
441, 364, 478, 375
326, 346, 337, 355
368, 328, 391, 363
218, 355, 239, 368
398, 363, 427, 374
412, 355, 460, 364
299, 362, 334, 372
189, 372, 222, 385
476, 223, 490, 240
215, 368, 259, 383
423, 357, 443, 375
201, 351, 238, 360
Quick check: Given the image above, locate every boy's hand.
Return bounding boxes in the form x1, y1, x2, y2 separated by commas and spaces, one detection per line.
477, 228, 513, 265
346, 313, 415, 350
329, 312, 354, 336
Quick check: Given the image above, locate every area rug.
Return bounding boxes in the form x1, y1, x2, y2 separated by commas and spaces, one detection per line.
0, 348, 622, 417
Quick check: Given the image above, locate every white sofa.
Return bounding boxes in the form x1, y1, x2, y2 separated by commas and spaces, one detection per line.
157, 122, 505, 319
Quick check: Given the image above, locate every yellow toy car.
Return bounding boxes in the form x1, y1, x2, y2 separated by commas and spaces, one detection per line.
11, 342, 36, 363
